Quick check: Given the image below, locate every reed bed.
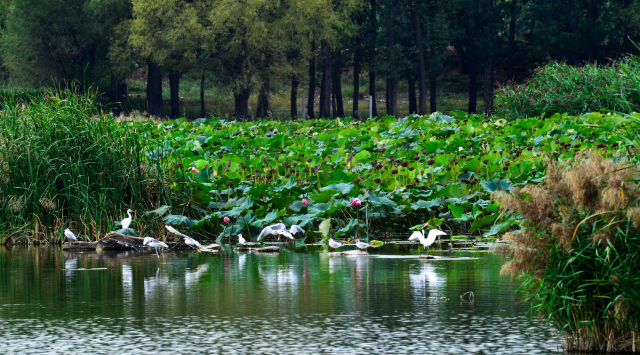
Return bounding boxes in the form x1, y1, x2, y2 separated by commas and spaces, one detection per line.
496, 151, 640, 352
0, 89, 189, 244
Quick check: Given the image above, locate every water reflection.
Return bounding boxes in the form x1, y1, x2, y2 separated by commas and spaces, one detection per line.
0, 246, 560, 354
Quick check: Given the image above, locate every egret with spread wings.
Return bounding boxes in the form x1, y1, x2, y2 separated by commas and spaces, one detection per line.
257, 223, 305, 241
165, 225, 205, 251
409, 228, 448, 252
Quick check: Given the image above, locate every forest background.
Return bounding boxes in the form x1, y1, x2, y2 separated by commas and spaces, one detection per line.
2, 0, 640, 120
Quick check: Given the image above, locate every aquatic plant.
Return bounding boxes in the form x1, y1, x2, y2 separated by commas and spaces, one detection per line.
496, 151, 640, 352
137, 110, 628, 243
0, 89, 189, 243
493, 58, 640, 120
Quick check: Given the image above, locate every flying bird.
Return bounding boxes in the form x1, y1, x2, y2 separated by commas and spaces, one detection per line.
143, 236, 168, 258
257, 223, 305, 241
165, 225, 204, 250
237, 234, 246, 246
409, 229, 448, 251
328, 238, 344, 252
64, 228, 78, 243
121, 209, 135, 230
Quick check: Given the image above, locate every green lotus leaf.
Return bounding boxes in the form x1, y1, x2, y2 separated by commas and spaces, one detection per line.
163, 215, 192, 227
480, 178, 514, 193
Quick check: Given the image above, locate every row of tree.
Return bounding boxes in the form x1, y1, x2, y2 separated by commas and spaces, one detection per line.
1, 0, 639, 119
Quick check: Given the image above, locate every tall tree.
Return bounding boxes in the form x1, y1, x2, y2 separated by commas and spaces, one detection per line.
0, 0, 131, 89
307, 44, 317, 119
483, 0, 494, 114
319, 40, 332, 118
412, 1, 427, 115
507, 0, 517, 80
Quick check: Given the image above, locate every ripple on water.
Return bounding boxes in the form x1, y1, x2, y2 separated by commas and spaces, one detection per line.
0, 247, 560, 354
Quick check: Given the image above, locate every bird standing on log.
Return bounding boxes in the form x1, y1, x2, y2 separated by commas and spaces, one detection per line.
121, 209, 135, 230
64, 228, 78, 243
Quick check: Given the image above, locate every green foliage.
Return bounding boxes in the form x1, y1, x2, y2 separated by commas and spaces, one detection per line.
497, 152, 640, 351
0, 89, 187, 242
0, 0, 131, 87
493, 58, 640, 120
131, 109, 628, 241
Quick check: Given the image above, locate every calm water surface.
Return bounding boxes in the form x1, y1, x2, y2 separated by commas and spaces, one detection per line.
0, 246, 560, 354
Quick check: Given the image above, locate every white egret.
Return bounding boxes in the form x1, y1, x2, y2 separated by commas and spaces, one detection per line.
237, 234, 246, 246
355, 240, 372, 251
64, 228, 78, 243
143, 236, 168, 258
121, 209, 135, 230
409, 229, 448, 252
165, 225, 204, 250
257, 223, 305, 241
328, 238, 344, 252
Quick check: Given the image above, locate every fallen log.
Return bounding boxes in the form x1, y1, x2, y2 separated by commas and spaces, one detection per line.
253, 246, 280, 253
62, 233, 220, 252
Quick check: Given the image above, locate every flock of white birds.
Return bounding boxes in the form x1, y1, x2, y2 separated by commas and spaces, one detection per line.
63, 210, 448, 258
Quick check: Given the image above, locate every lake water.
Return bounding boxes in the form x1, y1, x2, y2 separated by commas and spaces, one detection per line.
0, 246, 560, 354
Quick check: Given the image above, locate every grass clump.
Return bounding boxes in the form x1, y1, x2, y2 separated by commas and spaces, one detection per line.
496, 151, 640, 352
493, 58, 640, 120
0, 89, 175, 243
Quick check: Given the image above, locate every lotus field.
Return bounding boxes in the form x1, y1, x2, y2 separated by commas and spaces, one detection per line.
134, 111, 628, 243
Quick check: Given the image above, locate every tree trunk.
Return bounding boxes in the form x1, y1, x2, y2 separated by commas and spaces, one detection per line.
507, 0, 517, 80
200, 74, 206, 117
319, 40, 332, 118
307, 42, 316, 119
586, 1, 598, 62
455, 44, 467, 75
465, 38, 477, 113
333, 64, 344, 117
291, 79, 298, 119
385, 11, 398, 117
369, 71, 377, 118
483, 0, 493, 114
256, 81, 270, 118
386, 77, 398, 117
484, 62, 493, 114
332, 79, 337, 118
412, 1, 427, 115
368, 0, 378, 118
146, 61, 165, 118
429, 75, 437, 113
233, 87, 251, 119
169, 70, 180, 118
353, 36, 361, 119
408, 76, 417, 114
110, 74, 128, 115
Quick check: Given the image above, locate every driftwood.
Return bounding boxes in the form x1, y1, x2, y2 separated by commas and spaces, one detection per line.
235, 245, 280, 253
419, 254, 436, 259
63, 232, 220, 253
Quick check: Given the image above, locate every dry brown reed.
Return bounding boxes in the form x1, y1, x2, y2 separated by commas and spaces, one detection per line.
495, 151, 640, 352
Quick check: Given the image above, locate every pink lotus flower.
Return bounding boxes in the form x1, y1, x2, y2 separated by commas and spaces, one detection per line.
302, 199, 310, 206
350, 198, 362, 207
189, 167, 201, 174
223, 217, 230, 223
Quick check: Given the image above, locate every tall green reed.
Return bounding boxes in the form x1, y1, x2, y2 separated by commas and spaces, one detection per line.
493, 57, 640, 120
0, 88, 186, 243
